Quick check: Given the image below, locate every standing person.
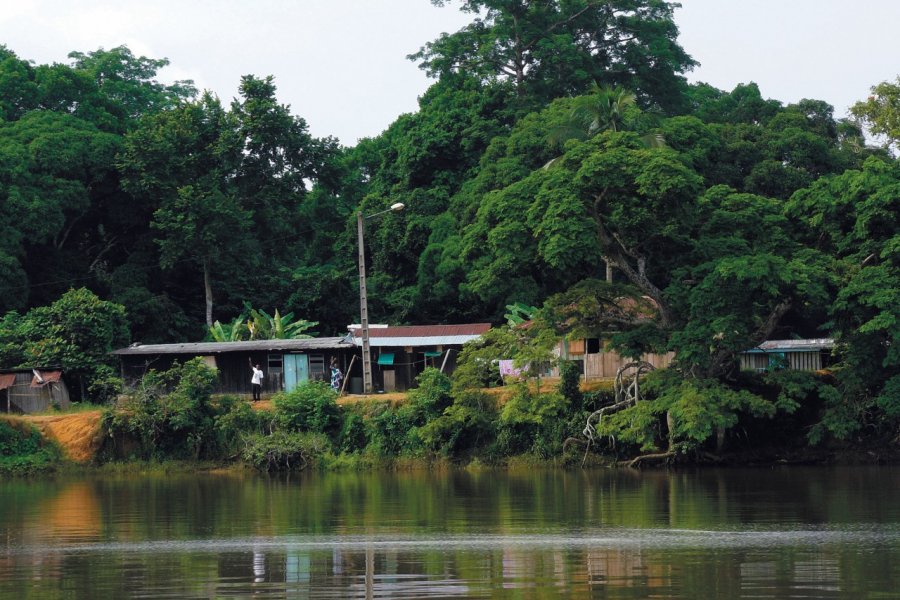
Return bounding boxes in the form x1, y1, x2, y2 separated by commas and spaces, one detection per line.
330, 358, 343, 394
249, 358, 263, 401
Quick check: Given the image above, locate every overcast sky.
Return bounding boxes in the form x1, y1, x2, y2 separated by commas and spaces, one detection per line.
2, 0, 898, 145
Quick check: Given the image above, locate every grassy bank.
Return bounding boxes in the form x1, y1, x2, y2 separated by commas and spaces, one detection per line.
0, 417, 63, 475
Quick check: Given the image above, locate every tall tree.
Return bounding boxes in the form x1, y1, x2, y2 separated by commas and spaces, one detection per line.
410, 0, 695, 110
68, 45, 196, 130
851, 76, 900, 153
787, 156, 900, 440
121, 92, 248, 327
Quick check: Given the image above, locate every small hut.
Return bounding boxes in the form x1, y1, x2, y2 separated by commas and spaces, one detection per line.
0, 368, 72, 414
739, 339, 834, 372
112, 338, 357, 397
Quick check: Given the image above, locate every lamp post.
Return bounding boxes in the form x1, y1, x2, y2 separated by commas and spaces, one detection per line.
357, 202, 404, 394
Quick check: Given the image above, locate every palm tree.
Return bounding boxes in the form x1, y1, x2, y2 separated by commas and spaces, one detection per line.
549, 84, 664, 149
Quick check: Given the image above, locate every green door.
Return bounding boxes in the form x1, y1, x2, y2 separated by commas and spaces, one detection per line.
284, 354, 309, 392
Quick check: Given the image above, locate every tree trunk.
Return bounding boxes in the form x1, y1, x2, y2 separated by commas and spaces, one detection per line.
203, 258, 214, 328
591, 202, 673, 327
666, 410, 675, 452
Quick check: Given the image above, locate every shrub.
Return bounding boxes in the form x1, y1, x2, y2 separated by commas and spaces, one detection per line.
558, 360, 584, 412
0, 419, 61, 474
407, 368, 453, 420
339, 413, 368, 453
496, 384, 569, 457
367, 403, 423, 456
241, 431, 330, 471
215, 395, 266, 455
102, 358, 226, 459
86, 366, 124, 404
419, 390, 498, 456
272, 381, 341, 437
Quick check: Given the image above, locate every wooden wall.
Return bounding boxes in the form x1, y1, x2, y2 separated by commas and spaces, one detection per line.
581, 351, 675, 379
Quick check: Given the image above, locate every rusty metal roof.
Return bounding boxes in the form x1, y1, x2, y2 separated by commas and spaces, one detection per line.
31, 369, 62, 387
0, 373, 15, 390
112, 337, 354, 356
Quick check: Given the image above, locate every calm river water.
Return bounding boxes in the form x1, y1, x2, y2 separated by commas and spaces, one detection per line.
1, 466, 899, 598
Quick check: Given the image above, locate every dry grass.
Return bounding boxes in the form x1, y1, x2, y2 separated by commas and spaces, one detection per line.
12, 411, 103, 463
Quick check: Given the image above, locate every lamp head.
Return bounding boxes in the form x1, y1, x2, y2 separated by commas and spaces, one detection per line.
390, 202, 405, 212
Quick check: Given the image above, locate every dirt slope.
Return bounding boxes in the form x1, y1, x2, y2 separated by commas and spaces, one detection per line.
18, 411, 104, 463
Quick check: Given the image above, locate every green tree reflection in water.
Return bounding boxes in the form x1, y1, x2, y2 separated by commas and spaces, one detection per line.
1, 468, 900, 598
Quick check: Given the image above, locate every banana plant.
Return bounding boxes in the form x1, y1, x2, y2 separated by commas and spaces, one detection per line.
504, 302, 538, 326
208, 316, 246, 342
247, 307, 318, 340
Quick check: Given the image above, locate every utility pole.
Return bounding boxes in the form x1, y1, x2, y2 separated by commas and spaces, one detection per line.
357, 211, 373, 395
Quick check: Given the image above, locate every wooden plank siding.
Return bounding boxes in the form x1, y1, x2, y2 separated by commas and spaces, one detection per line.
582, 351, 675, 378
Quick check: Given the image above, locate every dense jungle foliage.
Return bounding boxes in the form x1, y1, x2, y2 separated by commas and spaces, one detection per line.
1, 0, 898, 462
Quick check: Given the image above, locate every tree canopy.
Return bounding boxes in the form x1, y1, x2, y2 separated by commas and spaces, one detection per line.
0, 22, 898, 455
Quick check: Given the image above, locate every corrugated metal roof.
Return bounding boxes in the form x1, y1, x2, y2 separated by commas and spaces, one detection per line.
355, 335, 484, 348
743, 339, 835, 353
351, 323, 491, 338
347, 323, 490, 348
112, 337, 354, 356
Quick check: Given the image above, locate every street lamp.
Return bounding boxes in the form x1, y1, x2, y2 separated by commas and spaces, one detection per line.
357, 202, 404, 394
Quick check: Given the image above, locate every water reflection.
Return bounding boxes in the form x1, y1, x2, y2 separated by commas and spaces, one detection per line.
1, 467, 899, 598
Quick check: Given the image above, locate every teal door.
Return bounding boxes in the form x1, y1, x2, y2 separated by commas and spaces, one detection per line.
284, 354, 309, 392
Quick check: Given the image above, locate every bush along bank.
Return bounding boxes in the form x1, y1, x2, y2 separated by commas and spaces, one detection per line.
0, 418, 63, 475
95, 348, 886, 472
96, 358, 607, 471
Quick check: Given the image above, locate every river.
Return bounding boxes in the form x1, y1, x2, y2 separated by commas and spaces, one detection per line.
1, 466, 898, 598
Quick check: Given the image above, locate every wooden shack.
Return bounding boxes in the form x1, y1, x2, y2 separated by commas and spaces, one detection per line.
739, 339, 834, 372
347, 323, 491, 392
112, 338, 357, 397
0, 368, 71, 413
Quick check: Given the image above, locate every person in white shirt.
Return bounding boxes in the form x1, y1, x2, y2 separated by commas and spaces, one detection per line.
249, 358, 263, 401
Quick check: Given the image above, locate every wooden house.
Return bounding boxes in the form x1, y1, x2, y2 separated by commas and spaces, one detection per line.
739, 339, 834, 372
0, 368, 71, 413
112, 338, 357, 397
554, 338, 674, 378
347, 323, 491, 392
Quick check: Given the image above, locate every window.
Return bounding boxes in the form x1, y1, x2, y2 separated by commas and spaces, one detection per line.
268, 354, 283, 372
309, 354, 325, 379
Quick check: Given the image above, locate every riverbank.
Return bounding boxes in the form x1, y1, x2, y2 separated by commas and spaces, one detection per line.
4, 373, 892, 476
6, 377, 616, 465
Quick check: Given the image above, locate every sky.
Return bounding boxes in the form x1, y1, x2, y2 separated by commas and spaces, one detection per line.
2, 0, 899, 145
